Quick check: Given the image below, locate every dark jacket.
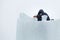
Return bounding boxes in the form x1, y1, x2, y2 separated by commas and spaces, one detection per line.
37, 9, 50, 21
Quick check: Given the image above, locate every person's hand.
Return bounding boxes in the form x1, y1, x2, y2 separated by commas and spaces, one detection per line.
33, 16, 37, 18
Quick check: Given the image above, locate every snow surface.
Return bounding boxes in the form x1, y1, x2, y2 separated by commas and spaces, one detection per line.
16, 13, 60, 40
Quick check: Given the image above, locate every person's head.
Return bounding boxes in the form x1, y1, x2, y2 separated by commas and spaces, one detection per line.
38, 9, 44, 15
39, 9, 44, 13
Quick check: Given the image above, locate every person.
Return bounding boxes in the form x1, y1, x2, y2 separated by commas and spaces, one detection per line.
33, 9, 50, 21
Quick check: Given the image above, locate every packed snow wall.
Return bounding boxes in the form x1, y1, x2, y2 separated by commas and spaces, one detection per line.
16, 13, 60, 40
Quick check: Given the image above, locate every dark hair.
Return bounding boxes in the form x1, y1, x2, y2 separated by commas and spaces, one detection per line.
38, 9, 44, 15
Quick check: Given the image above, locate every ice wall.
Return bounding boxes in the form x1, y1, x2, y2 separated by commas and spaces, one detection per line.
16, 13, 60, 40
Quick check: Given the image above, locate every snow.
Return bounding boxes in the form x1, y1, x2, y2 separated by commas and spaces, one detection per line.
16, 13, 60, 40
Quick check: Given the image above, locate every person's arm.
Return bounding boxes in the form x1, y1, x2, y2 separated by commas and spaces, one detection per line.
33, 15, 41, 18
33, 15, 37, 18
